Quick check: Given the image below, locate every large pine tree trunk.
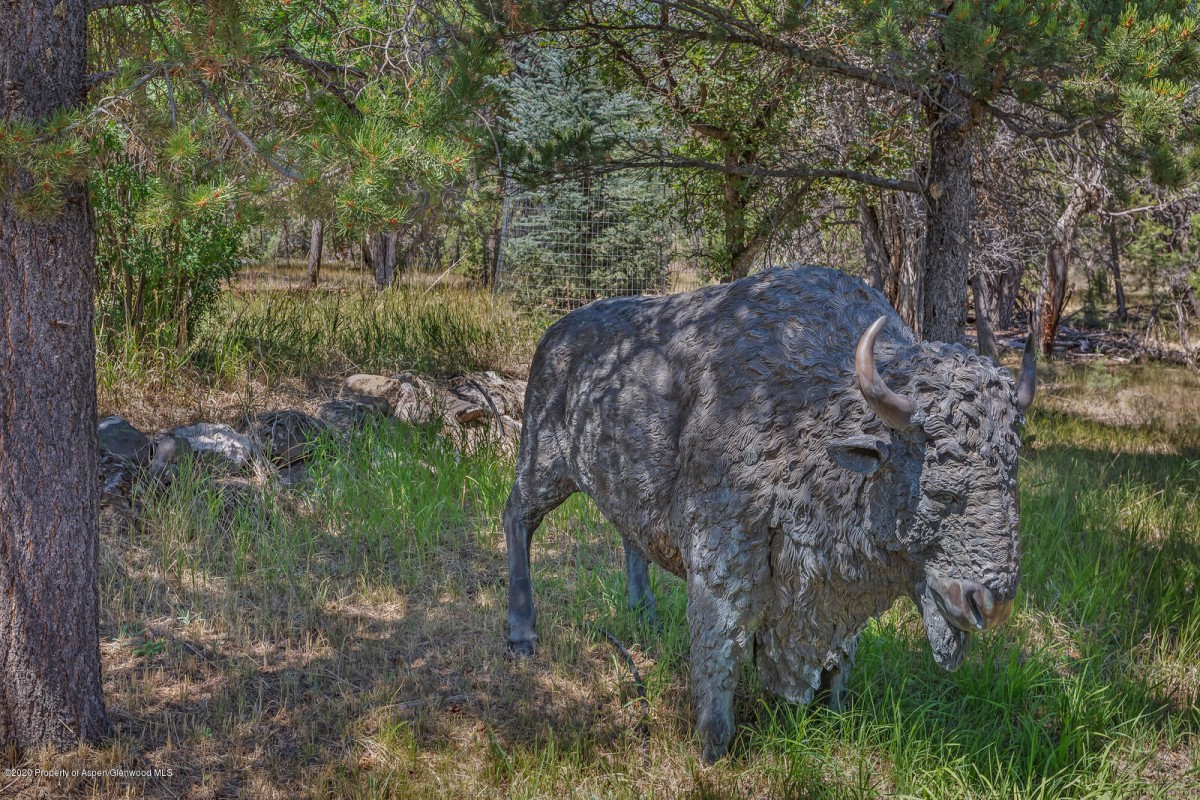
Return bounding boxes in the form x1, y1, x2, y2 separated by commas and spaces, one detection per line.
0, 0, 112, 753
922, 82, 974, 345
306, 219, 324, 287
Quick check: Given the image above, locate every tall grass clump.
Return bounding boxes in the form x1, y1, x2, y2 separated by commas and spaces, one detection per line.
198, 286, 548, 380
95, 284, 548, 429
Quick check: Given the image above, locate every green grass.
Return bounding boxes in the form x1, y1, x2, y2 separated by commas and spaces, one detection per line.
52, 286, 1200, 798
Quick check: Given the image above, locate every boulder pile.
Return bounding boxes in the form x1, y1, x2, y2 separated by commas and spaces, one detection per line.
97, 371, 528, 533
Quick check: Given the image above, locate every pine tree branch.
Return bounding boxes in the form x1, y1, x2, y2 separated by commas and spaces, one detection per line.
86, 60, 179, 90
265, 48, 365, 118
558, 1, 926, 100
590, 155, 919, 193
193, 78, 303, 181
569, 1, 1106, 141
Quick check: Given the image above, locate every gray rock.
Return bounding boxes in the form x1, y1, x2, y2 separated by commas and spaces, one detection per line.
339, 374, 404, 414
98, 416, 152, 467
250, 410, 326, 465
451, 372, 527, 419
444, 396, 486, 425
171, 423, 254, 473
389, 374, 442, 425
274, 462, 311, 489
313, 399, 372, 432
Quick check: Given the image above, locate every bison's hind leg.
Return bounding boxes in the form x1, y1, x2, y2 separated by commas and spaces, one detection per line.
622, 537, 661, 630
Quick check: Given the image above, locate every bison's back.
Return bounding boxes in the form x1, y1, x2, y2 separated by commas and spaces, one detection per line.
516, 266, 913, 572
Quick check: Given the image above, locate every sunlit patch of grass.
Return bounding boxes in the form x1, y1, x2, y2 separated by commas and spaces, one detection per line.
199, 285, 547, 380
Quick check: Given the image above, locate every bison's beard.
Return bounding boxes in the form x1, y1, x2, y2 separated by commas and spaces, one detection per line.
915, 582, 970, 671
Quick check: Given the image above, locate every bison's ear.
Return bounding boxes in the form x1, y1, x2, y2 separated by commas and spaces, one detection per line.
827, 436, 890, 475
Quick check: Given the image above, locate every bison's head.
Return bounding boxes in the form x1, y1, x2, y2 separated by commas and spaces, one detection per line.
837, 317, 1035, 670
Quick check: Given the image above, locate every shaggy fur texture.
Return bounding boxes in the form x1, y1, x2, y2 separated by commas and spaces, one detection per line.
504, 266, 1024, 762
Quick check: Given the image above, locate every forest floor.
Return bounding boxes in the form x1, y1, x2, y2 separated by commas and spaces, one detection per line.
7, 274, 1200, 799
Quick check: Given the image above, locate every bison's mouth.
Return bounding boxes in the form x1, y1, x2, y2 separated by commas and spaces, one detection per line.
915, 581, 970, 671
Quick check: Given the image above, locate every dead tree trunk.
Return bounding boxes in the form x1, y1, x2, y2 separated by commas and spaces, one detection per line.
859, 195, 888, 291
922, 80, 975, 345
370, 232, 393, 288
971, 271, 998, 360
0, 0, 112, 753
1107, 221, 1127, 322
862, 192, 924, 333
306, 220, 324, 286
306, 219, 324, 287
1039, 168, 1105, 355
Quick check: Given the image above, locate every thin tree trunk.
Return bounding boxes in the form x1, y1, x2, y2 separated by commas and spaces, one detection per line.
723, 146, 750, 281
487, 173, 510, 288
922, 81, 974, 345
385, 230, 399, 279
876, 192, 924, 333
859, 195, 888, 291
0, 0, 111, 753
1107, 221, 1127, 322
971, 271, 998, 360
1039, 168, 1105, 355
980, 262, 1023, 330
370, 232, 392, 288
306, 219, 324, 287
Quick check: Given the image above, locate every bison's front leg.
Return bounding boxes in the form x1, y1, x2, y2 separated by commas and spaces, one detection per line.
687, 571, 751, 763
818, 635, 859, 713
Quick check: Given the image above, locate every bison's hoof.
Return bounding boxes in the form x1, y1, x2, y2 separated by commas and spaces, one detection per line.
701, 739, 728, 765
507, 637, 538, 657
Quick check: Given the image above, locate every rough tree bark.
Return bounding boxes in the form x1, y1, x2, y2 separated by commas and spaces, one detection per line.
0, 0, 112, 753
369, 231, 395, 288
306, 219, 324, 287
386, 230, 399, 279
722, 144, 752, 282
1039, 168, 1105, 355
922, 80, 975, 345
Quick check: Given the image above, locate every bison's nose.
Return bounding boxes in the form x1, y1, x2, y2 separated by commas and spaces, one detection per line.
928, 576, 1013, 632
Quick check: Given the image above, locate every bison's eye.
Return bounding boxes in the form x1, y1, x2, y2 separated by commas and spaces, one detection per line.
930, 490, 961, 506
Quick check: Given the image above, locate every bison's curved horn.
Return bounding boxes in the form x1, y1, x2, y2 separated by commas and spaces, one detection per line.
1017, 333, 1037, 412
855, 316, 916, 430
